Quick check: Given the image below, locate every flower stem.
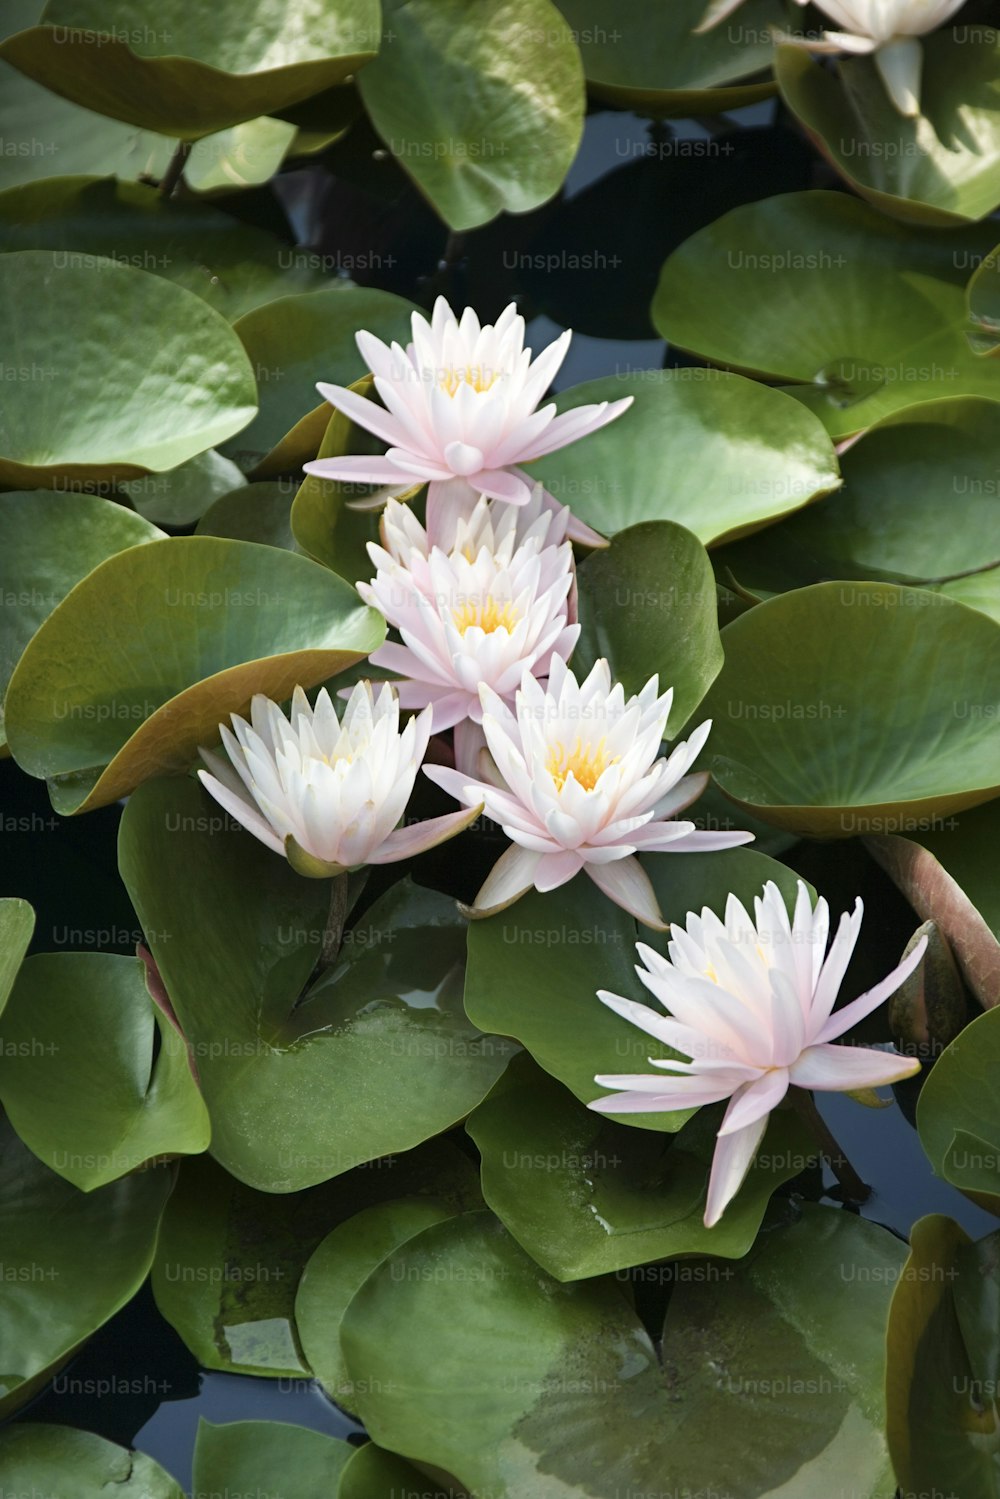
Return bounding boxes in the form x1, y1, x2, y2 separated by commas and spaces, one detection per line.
791, 1090, 870, 1206
320, 873, 350, 969
159, 140, 191, 198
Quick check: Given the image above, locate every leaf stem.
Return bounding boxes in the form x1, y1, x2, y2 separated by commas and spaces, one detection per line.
791, 1089, 870, 1206
159, 140, 192, 198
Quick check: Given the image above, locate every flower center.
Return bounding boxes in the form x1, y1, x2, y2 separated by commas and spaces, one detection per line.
452, 595, 519, 635
546, 736, 618, 793
439, 365, 500, 398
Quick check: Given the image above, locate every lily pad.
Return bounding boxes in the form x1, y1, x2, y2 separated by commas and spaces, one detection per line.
0, 951, 210, 1190
917, 1005, 1000, 1210
777, 36, 1000, 227
339, 1444, 452, 1498
0, 898, 34, 1020
225, 285, 418, 469
967, 241, 1000, 354
0, 176, 327, 322
118, 448, 246, 527
464, 846, 803, 1129
556, 0, 778, 115
0, 491, 162, 747
340, 1204, 904, 1496
193, 1419, 354, 1496
0, 0, 382, 139
295, 1197, 457, 1407
699, 582, 1000, 837
0, 1425, 183, 1498
357, 0, 584, 230
574, 520, 724, 734
865, 799, 1000, 1012
466, 1053, 816, 1280
0, 1115, 172, 1416
151, 1142, 480, 1376
713, 397, 1000, 623
4, 536, 382, 814
0, 250, 262, 485
529, 370, 841, 544
0, 249, 257, 487
196, 481, 299, 550
886, 1214, 1000, 1497
652, 190, 1000, 438
120, 776, 516, 1191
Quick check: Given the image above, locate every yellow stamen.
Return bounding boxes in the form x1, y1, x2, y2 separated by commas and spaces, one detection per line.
546, 736, 619, 793
704, 963, 718, 984
439, 365, 500, 397
452, 596, 519, 634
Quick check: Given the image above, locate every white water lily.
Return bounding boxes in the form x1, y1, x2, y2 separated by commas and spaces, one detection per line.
357, 494, 579, 770
302, 296, 632, 548
589, 880, 927, 1226
197, 681, 480, 876
696, 0, 967, 115
425, 658, 752, 929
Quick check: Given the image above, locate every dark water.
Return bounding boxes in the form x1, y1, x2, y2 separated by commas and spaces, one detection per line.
2, 97, 994, 1491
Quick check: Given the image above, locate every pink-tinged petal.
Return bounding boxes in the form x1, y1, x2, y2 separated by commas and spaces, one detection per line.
589, 1074, 741, 1110
443, 440, 485, 476
315, 382, 410, 448
815, 934, 928, 1045
564, 508, 609, 548
426, 477, 478, 549
368, 804, 483, 863
704, 1107, 768, 1228
717, 1067, 789, 1135
472, 468, 533, 506
304, 454, 423, 485
516, 397, 633, 461
467, 843, 541, 916
422, 762, 490, 809
809, 901, 863, 1028
653, 771, 710, 819
789, 1043, 921, 1091
641, 828, 755, 852
586, 855, 667, 930
196, 769, 284, 856
534, 848, 583, 892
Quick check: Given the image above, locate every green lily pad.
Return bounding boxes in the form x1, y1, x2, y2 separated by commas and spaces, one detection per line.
118, 448, 246, 527
574, 520, 724, 734
193, 1419, 353, 1496
340, 1204, 904, 1496
295, 1196, 457, 1408
886, 1214, 1000, 1497
0, 0, 381, 139
713, 397, 1000, 623
0, 176, 327, 322
556, 0, 778, 115
0, 1425, 183, 1498
0, 898, 34, 1020
777, 36, 1000, 228
152, 1142, 479, 1376
0, 491, 162, 747
357, 0, 584, 230
196, 481, 299, 550
0, 951, 210, 1190
699, 582, 1000, 837
652, 190, 1000, 438
339, 1444, 452, 1498
467, 1053, 816, 1281
865, 800, 1000, 1012
0, 249, 257, 487
917, 1005, 1000, 1210
250, 400, 331, 481
463, 846, 803, 1129
4, 536, 382, 814
530, 370, 841, 544
225, 285, 418, 469
0, 1114, 172, 1416
967, 241, 1000, 354
120, 776, 516, 1191
290, 379, 390, 583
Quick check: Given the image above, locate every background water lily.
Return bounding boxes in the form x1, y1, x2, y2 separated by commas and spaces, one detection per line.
590, 881, 928, 1225
197, 681, 480, 876
303, 296, 632, 547
426, 658, 752, 928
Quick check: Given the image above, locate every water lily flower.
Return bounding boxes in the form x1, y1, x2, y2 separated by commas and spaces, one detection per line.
696, 0, 967, 115
197, 681, 480, 877
357, 493, 579, 771
424, 658, 753, 929
302, 296, 632, 548
589, 880, 927, 1226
